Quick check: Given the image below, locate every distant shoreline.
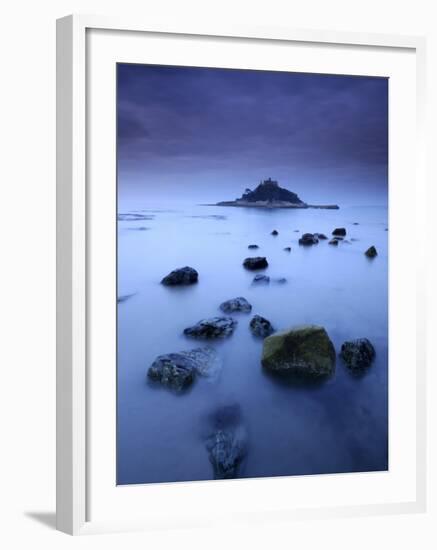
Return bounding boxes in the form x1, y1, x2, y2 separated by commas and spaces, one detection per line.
203, 200, 340, 210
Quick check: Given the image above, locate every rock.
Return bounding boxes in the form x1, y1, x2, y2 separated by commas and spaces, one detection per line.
243, 256, 268, 270
253, 274, 270, 284
298, 233, 319, 245
274, 277, 288, 284
350, 238, 359, 242
161, 266, 198, 286
340, 338, 375, 370
332, 236, 343, 241
328, 239, 339, 246
148, 347, 221, 391
332, 228, 347, 236
365, 246, 378, 258
284, 246, 291, 252
261, 325, 336, 378
220, 297, 252, 313
315, 233, 328, 240
293, 229, 300, 232
353, 222, 359, 225
184, 317, 237, 339
206, 428, 247, 479
250, 315, 275, 338
271, 230, 279, 236
248, 244, 259, 249
117, 293, 136, 304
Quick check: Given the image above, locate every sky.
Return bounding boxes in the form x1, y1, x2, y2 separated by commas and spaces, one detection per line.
117, 64, 388, 206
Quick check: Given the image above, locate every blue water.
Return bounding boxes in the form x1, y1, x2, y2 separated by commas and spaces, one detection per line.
117, 203, 388, 485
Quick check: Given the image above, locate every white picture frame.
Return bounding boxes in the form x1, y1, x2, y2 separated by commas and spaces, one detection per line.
56, 14, 427, 536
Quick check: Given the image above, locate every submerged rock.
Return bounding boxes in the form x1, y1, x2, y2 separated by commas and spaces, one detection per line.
220, 297, 252, 313
328, 239, 339, 246
283, 247, 291, 252
206, 404, 247, 480
206, 429, 247, 479
148, 347, 221, 391
248, 244, 259, 249
261, 325, 336, 378
274, 277, 288, 284
183, 317, 237, 339
243, 256, 268, 270
271, 230, 279, 236
250, 315, 274, 338
332, 227, 347, 236
315, 233, 328, 240
253, 274, 270, 284
161, 266, 198, 286
365, 246, 378, 258
117, 293, 136, 304
340, 338, 375, 370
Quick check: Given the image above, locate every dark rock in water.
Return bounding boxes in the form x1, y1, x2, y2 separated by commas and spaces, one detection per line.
271, 230, 279, 236
274, 277, 288, 284
161, 266, 198, 286
206, 429, 247, 479
117, 293, 136, 304
332, 227, 347, 236
283, 246, 291, 252
299, 233, 319, 245
248, 244, 259, 249
250, 315, 274, 338
340, 338, 375, 370
332, 236, 343, 241
220, 297, 252, 313
261, 325, 336, 378
253, 274, 270, 284
385, 228, 388, 231
184, 317, 237, 339
365, 246, 378, 258
315, 233, 328, 240
243, 256, 268, 270
148, 347, 221, 391
350, 238, 359, 242
293, 229, 300, 232
328, 239, 339, 246
353, 222, 359, 225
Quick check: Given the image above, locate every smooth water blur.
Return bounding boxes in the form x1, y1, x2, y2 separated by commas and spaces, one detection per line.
117, 203, 388, 485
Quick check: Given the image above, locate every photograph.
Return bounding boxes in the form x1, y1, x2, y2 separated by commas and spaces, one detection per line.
116, 63, 389, 485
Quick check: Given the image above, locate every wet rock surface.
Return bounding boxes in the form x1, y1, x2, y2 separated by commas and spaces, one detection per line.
220, 297, 252, 313
262, 325, 336, 378
148, 347, 221, 391
206, 404, 247, 479
365, 246, 378, 258
340, 338, 375, 370
183, 317, 237, 339
243, 256, 269, 270
250, 315, 275, 338
248, 244, 259, 249
332, 227, 347, 236
161, 266, 198, 286
298, 233, 319, 245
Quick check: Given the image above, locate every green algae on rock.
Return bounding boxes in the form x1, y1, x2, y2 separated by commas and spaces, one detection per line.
261, 325, 336, 378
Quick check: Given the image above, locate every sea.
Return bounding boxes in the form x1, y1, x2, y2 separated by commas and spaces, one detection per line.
117, 201, 388, 485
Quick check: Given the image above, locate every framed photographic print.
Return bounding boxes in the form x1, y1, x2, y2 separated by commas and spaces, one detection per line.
56, 15, 427, 535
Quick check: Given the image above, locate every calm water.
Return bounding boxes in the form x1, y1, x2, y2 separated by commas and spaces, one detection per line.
117, 202, 388, 485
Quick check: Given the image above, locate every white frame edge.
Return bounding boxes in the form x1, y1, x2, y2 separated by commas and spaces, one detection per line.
56, 13, 427, 535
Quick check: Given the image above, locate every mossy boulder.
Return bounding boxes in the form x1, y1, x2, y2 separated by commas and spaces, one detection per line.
261, 325, 336, 378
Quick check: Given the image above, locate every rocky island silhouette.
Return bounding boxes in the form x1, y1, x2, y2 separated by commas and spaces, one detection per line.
214, 178, 339, 209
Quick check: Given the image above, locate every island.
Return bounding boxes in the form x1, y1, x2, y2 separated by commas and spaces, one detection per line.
212, 178, 339, 209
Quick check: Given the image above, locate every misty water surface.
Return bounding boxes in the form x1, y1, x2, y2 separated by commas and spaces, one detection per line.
117, 202, 388, 485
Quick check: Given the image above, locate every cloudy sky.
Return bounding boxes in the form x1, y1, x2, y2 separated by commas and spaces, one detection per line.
117, 64, 388, 206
